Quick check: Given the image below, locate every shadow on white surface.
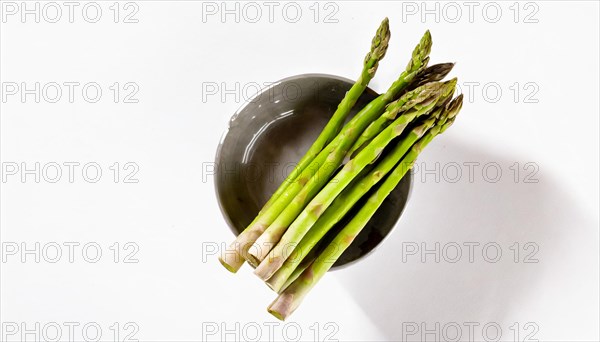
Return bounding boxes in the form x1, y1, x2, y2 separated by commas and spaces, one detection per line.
337, 138, 599, 341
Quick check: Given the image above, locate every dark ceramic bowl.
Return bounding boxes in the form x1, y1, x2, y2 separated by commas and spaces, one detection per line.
215, 74, 412, 269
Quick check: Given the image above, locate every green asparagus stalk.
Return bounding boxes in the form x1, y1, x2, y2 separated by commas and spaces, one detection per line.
244, 31, 433, 266
347, 78, 456, 158
241, 96, 387, 267
219, 18, 392, 272
267, 95, 464, 320
265, 109, 445, 292
285, 17, 391, 181
272, 163, 375, 291
254, 82, 454, 281
278, 239, 321, 293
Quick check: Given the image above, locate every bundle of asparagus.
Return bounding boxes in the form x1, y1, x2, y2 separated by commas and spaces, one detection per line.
219, 18, 463, 320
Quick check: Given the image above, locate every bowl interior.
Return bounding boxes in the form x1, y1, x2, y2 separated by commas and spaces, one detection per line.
215, 74, 412, 268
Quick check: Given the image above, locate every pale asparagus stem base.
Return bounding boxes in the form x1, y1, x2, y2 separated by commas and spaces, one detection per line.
248, 30, 433, 264
218, 18, 392, 272
267, 95, 464, 320
219, 210, 272, 270
255, 80, 456, 281
265, 113, 443, 291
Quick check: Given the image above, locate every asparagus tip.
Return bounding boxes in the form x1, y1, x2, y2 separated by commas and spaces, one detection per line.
439, 62, 455, 77
446, 94, 464, 119
374, 18, 390, 48
424, 29, 432, 41
436, 94, 464, 127
406, 62, 455, 91
371, 17, 391, 59
405, 30, 433, 73
438, 78, 458, 102
445, 77, 458, 88
421, 30, 433, 54
363, 18, 391, 77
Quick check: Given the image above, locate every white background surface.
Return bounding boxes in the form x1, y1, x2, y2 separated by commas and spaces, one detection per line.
1, 1, 599, 341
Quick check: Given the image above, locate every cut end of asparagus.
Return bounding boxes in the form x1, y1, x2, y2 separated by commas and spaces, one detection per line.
245, 253, 261, 268
247, 233, 274, 264
268, 293, 297, 321
218, 253, 244, 273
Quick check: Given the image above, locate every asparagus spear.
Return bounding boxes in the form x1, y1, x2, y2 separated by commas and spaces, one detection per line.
219, 18, 392, 272
270, 163, 376, 291
283, 17, 391, 185
244, 31, 433, 266
278, 239, 321, 293
407, 62, 455, 90
265, 108, 446, 291
254, 81, 454, 281
347, 77, 456, 158
267, 95, 464, 320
